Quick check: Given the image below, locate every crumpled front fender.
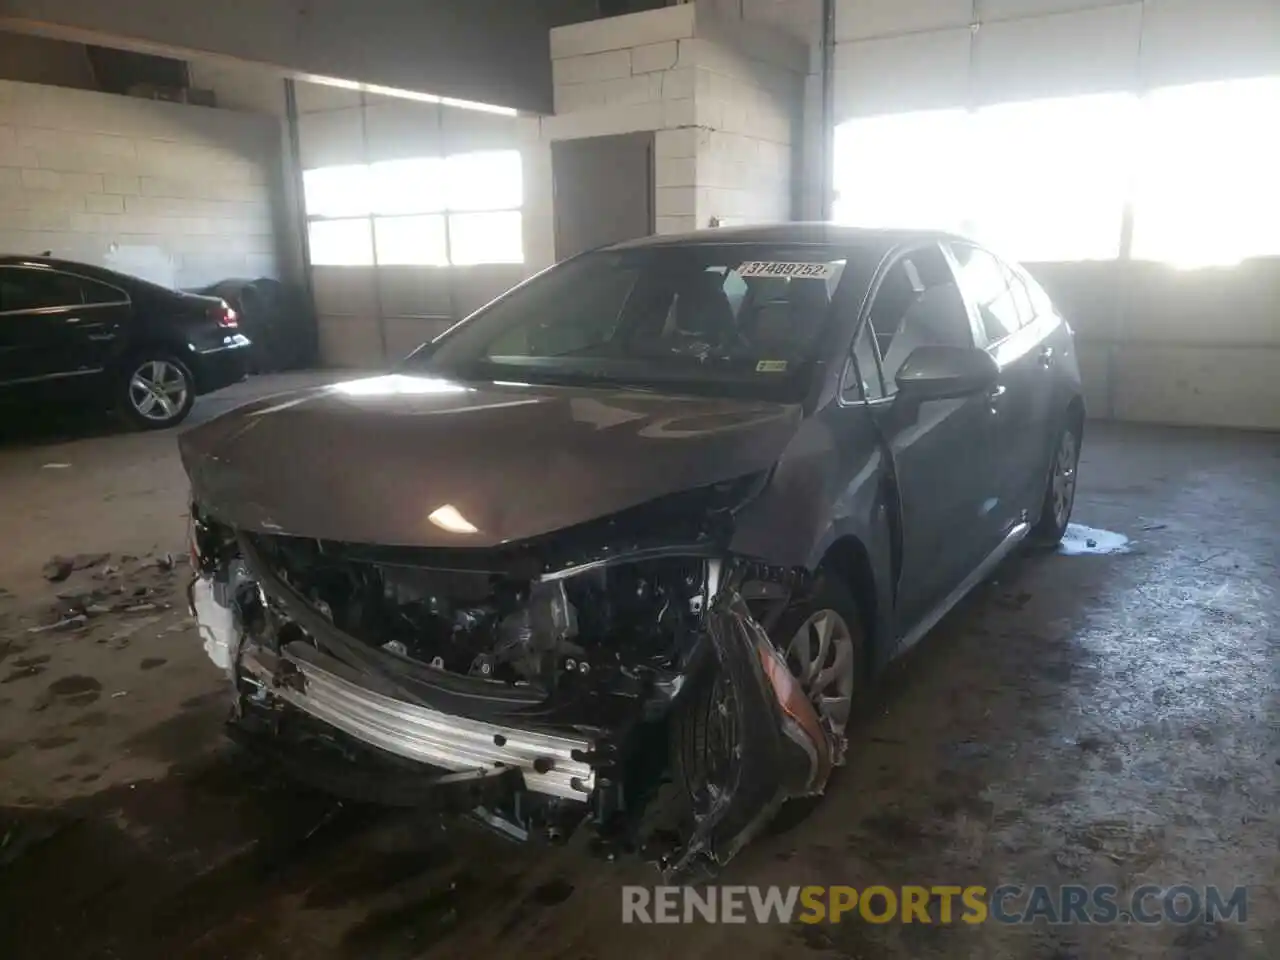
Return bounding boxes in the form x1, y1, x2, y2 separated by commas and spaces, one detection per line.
663, 585, 835, 880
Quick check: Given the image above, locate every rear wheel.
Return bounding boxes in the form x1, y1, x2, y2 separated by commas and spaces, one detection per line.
1031, 419, 1081, 544
117, 355, 195, 430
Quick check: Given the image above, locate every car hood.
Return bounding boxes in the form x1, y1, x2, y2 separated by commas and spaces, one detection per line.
179, 373, 803, 548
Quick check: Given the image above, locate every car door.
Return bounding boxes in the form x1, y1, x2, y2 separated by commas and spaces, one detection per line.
946, 243, 1052, 523
0, 267, 126, 387
840, 243, 1006, 638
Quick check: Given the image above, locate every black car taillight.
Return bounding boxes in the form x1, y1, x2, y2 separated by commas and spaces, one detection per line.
212, 300, 238, 328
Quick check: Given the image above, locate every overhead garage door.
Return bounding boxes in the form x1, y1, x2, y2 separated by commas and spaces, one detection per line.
294, 81, 528, 367
830, 0, 1280, 428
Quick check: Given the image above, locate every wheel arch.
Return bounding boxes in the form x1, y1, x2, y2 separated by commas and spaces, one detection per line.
818, 533, 888, 675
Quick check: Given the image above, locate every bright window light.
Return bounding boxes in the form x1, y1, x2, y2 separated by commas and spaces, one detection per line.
1132, 76, 1280, 267
308, 218, 374, 266
303, 165, 371, 218
305, 150, 525, 267
832, 110, 972, 233
374, 215, 449, 266
448, 212, 524, 265
370, 158, 448, 215
299, 75, 518, 116
970, 93, 1136, 262
444, 151, 523, 212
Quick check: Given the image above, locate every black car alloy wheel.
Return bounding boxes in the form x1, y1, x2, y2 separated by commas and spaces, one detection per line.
121, 356, 195, 429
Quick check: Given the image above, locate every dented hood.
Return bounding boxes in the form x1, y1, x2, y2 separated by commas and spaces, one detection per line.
179, 373, 803, 548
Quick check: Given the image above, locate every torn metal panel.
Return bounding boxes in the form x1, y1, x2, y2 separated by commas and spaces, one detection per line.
659, 582, 835, 881
188, 508, 842, 877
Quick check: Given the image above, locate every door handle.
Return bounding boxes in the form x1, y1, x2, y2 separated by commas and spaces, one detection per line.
1038, 346, 1055, 368
987, 384, 1007, 413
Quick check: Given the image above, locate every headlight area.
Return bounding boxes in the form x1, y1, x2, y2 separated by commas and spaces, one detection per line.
186, 499, 840, 879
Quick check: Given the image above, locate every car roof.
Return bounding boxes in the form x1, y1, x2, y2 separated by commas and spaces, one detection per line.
0, 254, 175, 293
603, 222, 970, 253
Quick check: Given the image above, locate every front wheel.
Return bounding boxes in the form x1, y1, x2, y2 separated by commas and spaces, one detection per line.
1031, 419, 1081, 545
117, 355, 195, 430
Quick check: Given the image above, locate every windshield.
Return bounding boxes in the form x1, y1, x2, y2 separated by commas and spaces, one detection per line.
410, 244, 858, 399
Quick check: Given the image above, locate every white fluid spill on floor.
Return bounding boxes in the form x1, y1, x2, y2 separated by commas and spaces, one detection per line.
1059, 523, 1132, 556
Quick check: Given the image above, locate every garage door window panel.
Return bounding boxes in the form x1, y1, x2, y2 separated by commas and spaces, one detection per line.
832, 110, 971, 233
373, 215, 449, 266
448, 211, 524, 266
444, 151, 522, 212
309, 218, 375, 267
370, 158, 447, 216
970, 94, 1135, 262
303, 165, 372, 218
1132, 77, 1280, 267
304, 149, 524, 266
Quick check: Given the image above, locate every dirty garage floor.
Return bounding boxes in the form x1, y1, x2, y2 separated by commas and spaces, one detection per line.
0, 378, 1275, 959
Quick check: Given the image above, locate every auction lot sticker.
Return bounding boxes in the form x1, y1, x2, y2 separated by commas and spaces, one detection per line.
738, 261, 837, 279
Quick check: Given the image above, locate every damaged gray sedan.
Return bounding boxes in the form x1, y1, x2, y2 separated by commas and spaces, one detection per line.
182, 225, 1084, 877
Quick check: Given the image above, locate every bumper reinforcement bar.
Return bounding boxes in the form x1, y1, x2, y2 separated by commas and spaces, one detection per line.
242, 643, 597, 802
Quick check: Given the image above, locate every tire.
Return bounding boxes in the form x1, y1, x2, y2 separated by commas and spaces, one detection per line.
770, 575, 867, 742
670, 574, 867, 824
1031, 417, 1082, 545
117, 354, 196, 430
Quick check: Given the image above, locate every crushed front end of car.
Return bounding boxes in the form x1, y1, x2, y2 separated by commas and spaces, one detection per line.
187, 476, 846, 879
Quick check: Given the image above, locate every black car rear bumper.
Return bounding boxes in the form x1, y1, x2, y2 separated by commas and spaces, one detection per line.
187, 335, 251, 394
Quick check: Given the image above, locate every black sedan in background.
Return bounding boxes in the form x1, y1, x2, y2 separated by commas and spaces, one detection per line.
0, 256, 251, 429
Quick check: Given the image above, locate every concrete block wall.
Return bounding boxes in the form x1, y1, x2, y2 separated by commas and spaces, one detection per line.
526, 2, 808, 266
0, 78, 286, 289
686, 10, 806, 229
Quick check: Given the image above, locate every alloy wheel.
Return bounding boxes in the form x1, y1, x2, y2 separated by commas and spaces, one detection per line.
1051, 431, 1079, 529
784, 609, 856, 738
129, 360, 190, 423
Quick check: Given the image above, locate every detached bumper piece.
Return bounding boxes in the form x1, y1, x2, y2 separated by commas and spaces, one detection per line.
239, 644, 596, 803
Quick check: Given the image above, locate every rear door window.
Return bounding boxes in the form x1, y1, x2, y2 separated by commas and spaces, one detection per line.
949, 244, 1025, 345
0, 268, 86, 312
80, 277, 127, 306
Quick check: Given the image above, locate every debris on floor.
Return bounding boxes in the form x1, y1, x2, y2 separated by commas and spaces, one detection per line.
40, 558, 73, 583
27, 553, 186, 633
41, 553, 112, 583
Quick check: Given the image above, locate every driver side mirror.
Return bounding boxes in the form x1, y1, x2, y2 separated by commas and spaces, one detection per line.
895, 345, 999, 401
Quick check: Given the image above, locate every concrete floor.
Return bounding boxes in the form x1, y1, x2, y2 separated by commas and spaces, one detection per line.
0, 375, 1275, 959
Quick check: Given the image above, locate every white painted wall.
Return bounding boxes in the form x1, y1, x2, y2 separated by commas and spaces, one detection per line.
0, 78, 285, 289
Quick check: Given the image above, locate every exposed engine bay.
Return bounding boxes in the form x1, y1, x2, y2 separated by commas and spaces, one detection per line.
248, 531, 709, 704
189, 502, 847, 880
